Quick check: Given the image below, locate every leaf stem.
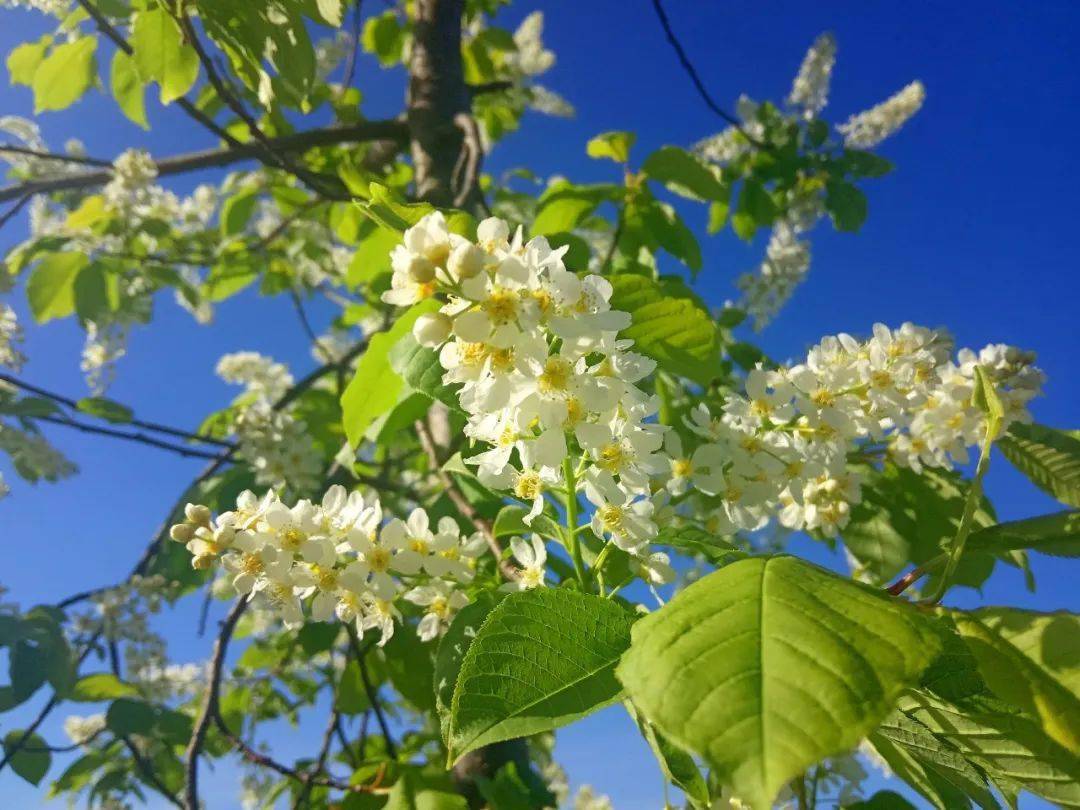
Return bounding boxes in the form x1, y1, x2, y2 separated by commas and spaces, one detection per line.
562, 457, 588, 589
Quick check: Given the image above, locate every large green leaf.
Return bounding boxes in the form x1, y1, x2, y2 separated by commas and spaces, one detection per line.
999, 423, 1080, 507
586, 131, 635, 163
624, 701, 709, 808
341, 300, 438, 448
7, 36, 50, 87
949, 608, 1080, 756
70, 673, 138, 702
967, 511, 1080, 557
434, 592, 503, 740
607, 274, 720, 385
642, 146, 728, 201
32, 37, 96, 113
531, 182, 618, 237
898, 690, 1080, 808
617, 555, 941, 809
842, 465, 995, 586
132, 8, 199, 104
445, 588, 635, 764
26, 253, 89, 323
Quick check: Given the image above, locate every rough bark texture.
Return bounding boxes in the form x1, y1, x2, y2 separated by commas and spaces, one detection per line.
408, 0, 481, 209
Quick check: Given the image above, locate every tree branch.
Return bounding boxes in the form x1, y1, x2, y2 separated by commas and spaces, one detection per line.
344, 625, 397, 761
34, 414, 230, 460
185, 596, 248, 810
650, 0, 766, 148
0, 371, 234, 448
0, 144, 112, 167
0, 119, 406, 204
414, 417, 516, 580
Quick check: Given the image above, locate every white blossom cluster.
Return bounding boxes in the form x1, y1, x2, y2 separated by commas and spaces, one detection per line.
215, 351, 322, 493
0, 302, 26, 370
693, 36, 925, 327
390, 212, 677, 564
735, 221, 811, 330
838, 81, 927, 149
684, 324, 1043, 538
71, 575, 174, 679
63, 713, 106, 746
169, 486, 487, 645
80, 320, 128, 395
787, 32, 837, 119
0, 0, 70, 16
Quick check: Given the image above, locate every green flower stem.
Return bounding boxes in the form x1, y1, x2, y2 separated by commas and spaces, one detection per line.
562, 457, 589, 589
925, 425, 997, 604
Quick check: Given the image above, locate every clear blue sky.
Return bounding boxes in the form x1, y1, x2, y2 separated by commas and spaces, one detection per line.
2, 1, 1078, 807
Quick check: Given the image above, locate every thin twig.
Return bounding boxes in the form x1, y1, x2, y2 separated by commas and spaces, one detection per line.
414, 418, 516, 580
292, 705, 340, 808
336, 0, 363, 100
650, 0, 766, 148
0, 193, 31, 231
0, 143, 112, 167
344, 626, 397, 761
185, 597, 249, 810
0, 120, 406, 204
35, 414, 228, 460
0, 371, 234, 448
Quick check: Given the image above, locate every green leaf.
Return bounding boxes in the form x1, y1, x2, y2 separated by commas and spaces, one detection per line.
639, 201, 702, 272
967, 510, 1080, 557
846, 791, 918, 810
617, 556, 942, 810
607, 274, 720, 385
26, 252, 89, 323
825, 180, 869, 232
654, 524, 743, 566
740, 179, 778, 226
341, 300, 439, 448
532, 183, 618, 237
949, 608, 1080, 756
897, 688, 1080, 808
7, 36, 50, 87
383, 627, 436, 712
32, 37, 97, 113
586, 130, 635, 163
70, 673, 138, 702
841, 149, 894, 179
384, 771, 468, 810
643, 146, 728, 201
297, 622, 340, 656
72, 263, 117, 323
434, 592, 503, 740
707, 198, 731, 234
132, 8, 199, 105
357, 183, 437, 233
446, 588, 635, 764
842, 465, 995, 586
362, 11, 405, 67
347, 225, 401, 288
105, 697, 157, 736
388, 335, 464, 414
870, 707, 1001, 810
971, 365, 1005, 437
335, 661, 371, 715
110, 50, 148, 129
998, 422, 1080, 507
3, 731, 50, 785
220, 190, 260, 237
491, 505, 560, 545
624, 701, 709, 808
75, 397, 133, 424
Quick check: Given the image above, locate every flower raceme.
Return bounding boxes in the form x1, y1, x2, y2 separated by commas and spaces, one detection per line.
173, 211, 1044, 644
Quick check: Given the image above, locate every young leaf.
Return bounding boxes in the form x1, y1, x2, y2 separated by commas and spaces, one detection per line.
445, 588, 635, 764
532, 183, 618, 237
388, 335, 464, 414
825, 180, 869, 232
341, 300, 439, 448
32, 38, 97, 113
26, 252, 89, 323
586, 131, 635, 163
110, 50, 148, 129
617, 556, 942, 810
642, 145, 728, 201
7, 36, 50, 87
70, 673, 138, 702
132, 8, 199, 104
998, 422, 1080, 507
607, 274, 720, 385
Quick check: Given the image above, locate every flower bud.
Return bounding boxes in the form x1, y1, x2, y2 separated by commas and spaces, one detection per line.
169, 523, 194, 543
413, 312, 453, 348
192, 554, 216, 571
184, 503, 211, 526
406, 254, 436, 284
477, 217, 509, 249
447, 243, 486, 281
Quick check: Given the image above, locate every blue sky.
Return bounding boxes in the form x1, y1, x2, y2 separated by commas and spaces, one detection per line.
2, 1, 1078, 807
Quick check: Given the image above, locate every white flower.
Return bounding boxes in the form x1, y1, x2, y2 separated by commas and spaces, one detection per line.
64, 713, 106, 745
787, 32, 837, 118
584, 470, 656, 553
506, 535, 547, 590
405, 580, 469, 641
838, 80, 926, 148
